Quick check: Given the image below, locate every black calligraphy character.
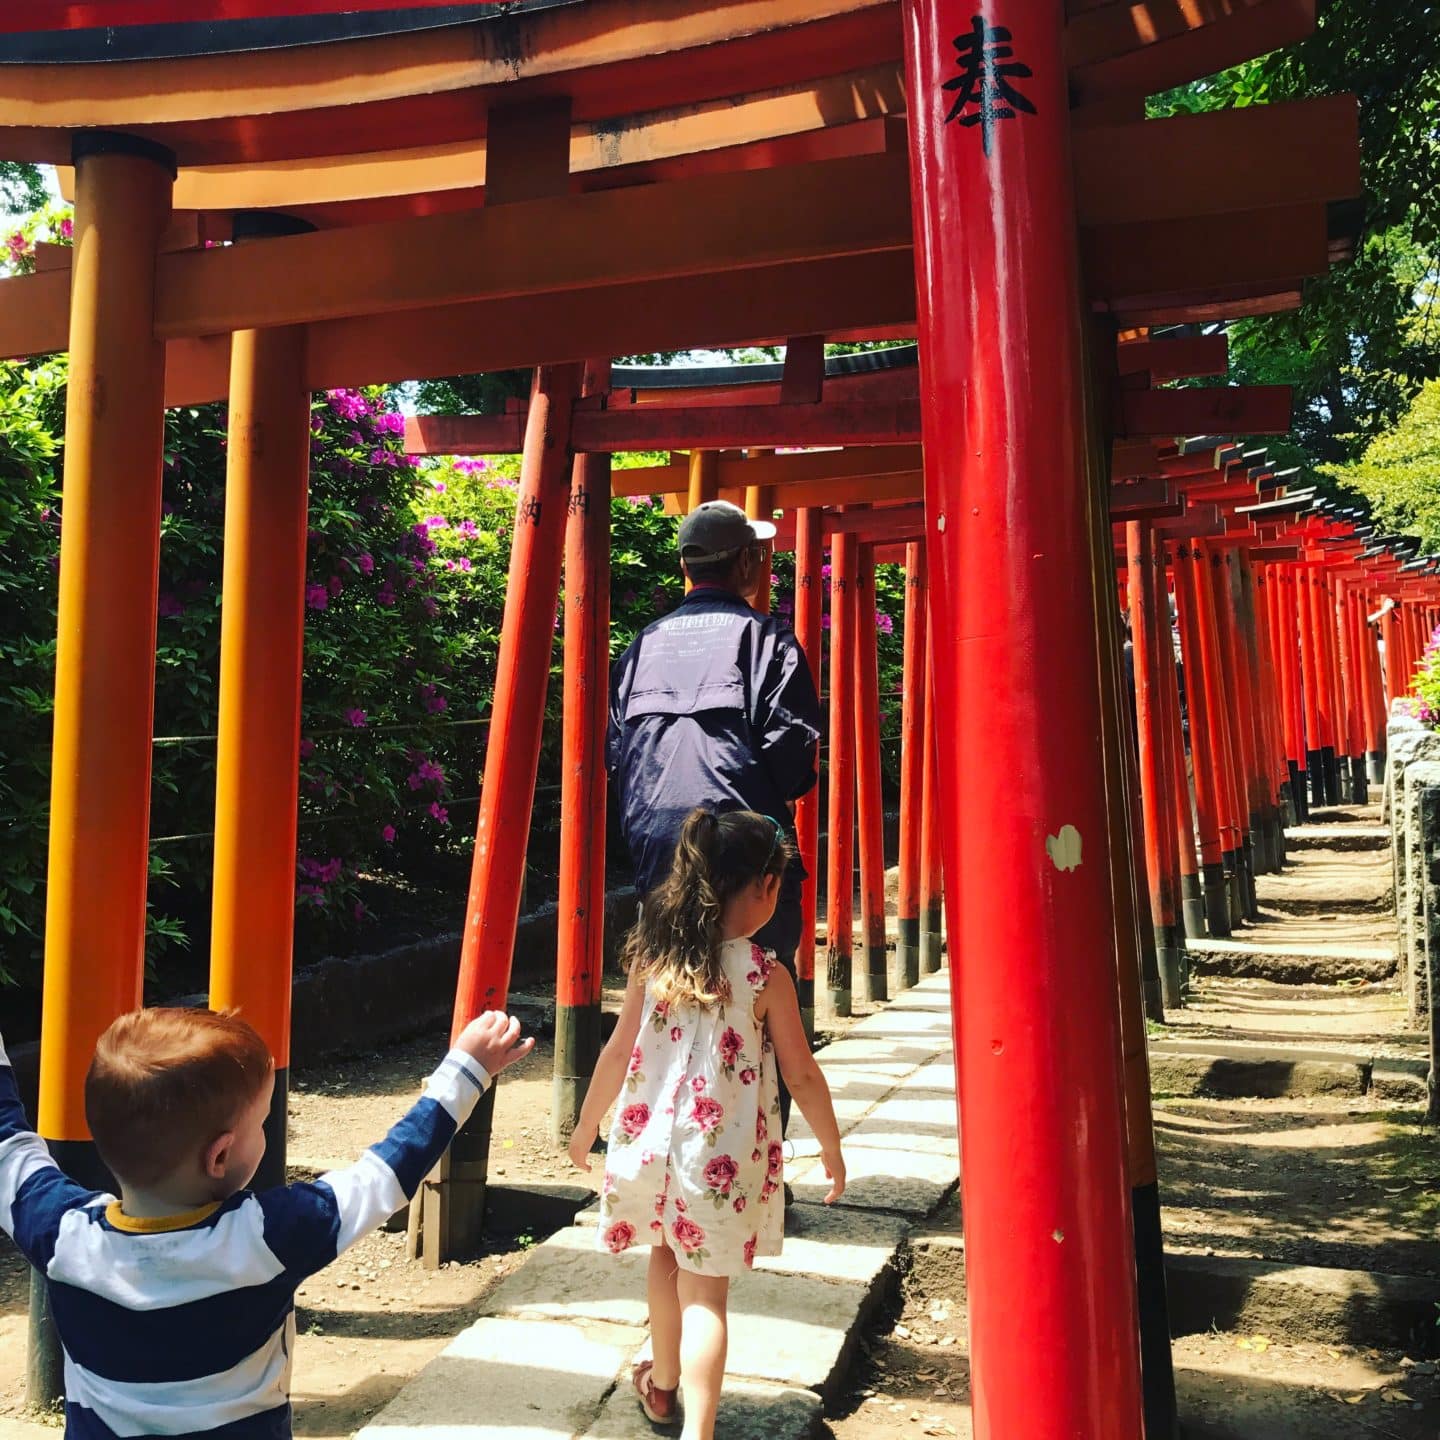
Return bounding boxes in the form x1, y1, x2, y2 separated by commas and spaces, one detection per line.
567, 489, 590, 518
942, 14, 1037, 157
800, 574, 813, 589
519, 495, 543, 527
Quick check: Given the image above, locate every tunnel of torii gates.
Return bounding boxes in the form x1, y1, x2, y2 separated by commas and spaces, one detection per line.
0, 0, 1412, 1433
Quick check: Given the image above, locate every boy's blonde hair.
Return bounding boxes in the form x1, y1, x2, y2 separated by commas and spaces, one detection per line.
86, 1008, 273, 1188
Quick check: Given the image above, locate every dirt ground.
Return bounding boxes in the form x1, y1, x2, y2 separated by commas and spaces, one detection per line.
826, 1230, 1440, 1440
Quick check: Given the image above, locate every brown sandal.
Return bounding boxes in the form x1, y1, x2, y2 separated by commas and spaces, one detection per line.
633, 1361, 681, 1428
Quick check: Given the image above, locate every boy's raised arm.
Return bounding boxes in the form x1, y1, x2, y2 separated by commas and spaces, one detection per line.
0, 1033, 103, 1267
259, 1013, 533, 1275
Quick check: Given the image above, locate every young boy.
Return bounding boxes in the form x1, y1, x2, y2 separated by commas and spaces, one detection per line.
0, 1005, 533, 1439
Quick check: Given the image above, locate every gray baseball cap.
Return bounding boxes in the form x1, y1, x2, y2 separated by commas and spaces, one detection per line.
677, 500, 776, 562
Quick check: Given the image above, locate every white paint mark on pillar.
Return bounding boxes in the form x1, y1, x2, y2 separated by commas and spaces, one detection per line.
1045, 824, 1083, 872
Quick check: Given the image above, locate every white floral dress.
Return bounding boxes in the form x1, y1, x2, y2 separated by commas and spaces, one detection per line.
597, 938, 784, 1277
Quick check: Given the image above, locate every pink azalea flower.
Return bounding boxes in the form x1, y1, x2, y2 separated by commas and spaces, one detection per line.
381, 825, 396, 843
345, 708, 367, 728
305, 583, 328, 610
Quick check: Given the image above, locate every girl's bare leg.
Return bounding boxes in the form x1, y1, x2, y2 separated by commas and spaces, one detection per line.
676, 1268, 730, 1440
648, 1243, 682, 1390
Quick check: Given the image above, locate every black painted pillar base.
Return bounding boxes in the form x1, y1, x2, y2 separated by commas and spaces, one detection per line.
797, 976, 816, 1046
1156, 924, 1184, 1011
860, 941, 888, 1007
1349, 756, 1369, 806
826, 943, 853, 1019
1133, 1180, 1180, 1440
1306, 749, 1325, 808
1249, 809, 1272, 874
1202, 861, 1231, 937
1322, 745, 1341, 806
1180, 872, 1207, 940
919, 904, 944, 975
893, 916, 920, 994
1240, 837, 1259, 919
1367, 750, 1386, 787
1288, 760, 1309, 823
29, 1139, 116, 1411
1222, 849, 1245, 928
550, 1005, 602, 1147
254, 1066, 288, 1192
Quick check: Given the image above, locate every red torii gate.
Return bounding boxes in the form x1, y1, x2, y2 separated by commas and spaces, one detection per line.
0, 2, 1369, 1436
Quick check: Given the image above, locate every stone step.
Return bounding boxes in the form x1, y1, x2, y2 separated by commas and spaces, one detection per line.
1285, 822, 1391, 853
1187, 937, 1397, 986
1146, 1038, 1428, 1100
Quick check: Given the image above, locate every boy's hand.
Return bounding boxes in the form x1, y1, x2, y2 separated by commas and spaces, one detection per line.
456, 1012, 535, 1077
567, 1121, 599, 1173
820, 1147, 846, 1206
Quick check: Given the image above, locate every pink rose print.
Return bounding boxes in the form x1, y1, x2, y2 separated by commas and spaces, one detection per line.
603, 1221, 636, 1255
691, 1076, 706, 1093
756, 1112, 769, 1144
628, 1046, 644, 1074
654, 1191, 667, 1218
767, 1141, 785, 1180
739, 1068, 757, 1086
619, 1103, 651, 1139
703, 1154, 739, 1195
650, 1219, 663, 1232
692, 1096, 725, 1134
641, 1150, 654, 1167
743, 1234, 758, 1268
674, 1196, 688, 1213
670, 1025, 684, 1042
733, 1195, 748, 1214
718, 1027, 744, 1069
672, 1215, 707, 1254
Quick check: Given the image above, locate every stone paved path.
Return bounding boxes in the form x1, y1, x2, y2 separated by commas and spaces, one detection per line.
358, 978, 958, 1440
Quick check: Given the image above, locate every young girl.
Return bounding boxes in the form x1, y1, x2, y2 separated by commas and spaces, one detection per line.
568, 807, 845, 1439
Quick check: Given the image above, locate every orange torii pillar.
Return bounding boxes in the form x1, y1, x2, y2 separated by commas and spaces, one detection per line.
1334, 580, 1366, 803
209, 275, 312, 1188
1279, 564, 1312, 823
1173, 545, 1232, 937
29, 132, 175, 1408
1231, 552, 1281, 873
1207, 548, 1258, 916
1267, 562, 1308, 825
209, 213, 314, 1189
793, 508, 824, 1040
825, 530, 859, 1017
854, 541, 889, 1003
1161, 571, 1206, 942
551, 359, 611, 1144
1242, 556, 1289, 860
1298, 568, 1329, 806
437, 99, 579, 1261
1317, 572, 1344, 804
1127, 521, 1183, 1009
684, 450, 720, 594
903, 2, 1143, 1433
894, 541, 928, 991
1359, 600, 1387, 784
1195, 543, 1250, 925
918, 639, 944, 975
745, 483, 775, 614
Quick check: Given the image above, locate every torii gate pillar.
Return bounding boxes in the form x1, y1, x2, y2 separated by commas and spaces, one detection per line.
901, 3, 1143, 1436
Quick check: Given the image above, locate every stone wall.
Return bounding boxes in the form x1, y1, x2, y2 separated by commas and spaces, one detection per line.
1386, 708, 1440, 1117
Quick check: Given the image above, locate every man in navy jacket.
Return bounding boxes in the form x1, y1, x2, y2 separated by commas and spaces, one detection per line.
608, 501, 823, 1126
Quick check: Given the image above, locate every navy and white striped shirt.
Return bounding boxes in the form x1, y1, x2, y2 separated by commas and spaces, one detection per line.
0, 1034, 489, 1439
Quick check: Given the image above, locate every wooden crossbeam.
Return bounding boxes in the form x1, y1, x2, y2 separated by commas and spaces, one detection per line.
1068, 0, 1316, 104
572, 399, 922, 453
1073, 96, 1358, 227
606, 446, 922, 497
0, 0, 901, 166
1110, 477, 1181, 520
1084, 204, 1330, 308
1116, 334, 1227, 383
155, 152, 911, 338
1117, 385, 1292, 438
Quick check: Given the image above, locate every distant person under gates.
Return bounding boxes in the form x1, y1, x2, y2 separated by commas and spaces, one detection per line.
606, 499, 823, 1140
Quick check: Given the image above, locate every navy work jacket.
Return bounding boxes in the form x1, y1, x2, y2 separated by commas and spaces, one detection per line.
606, 587, 822, 954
